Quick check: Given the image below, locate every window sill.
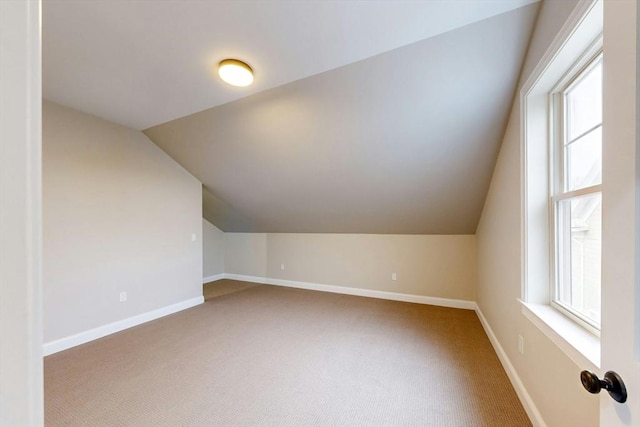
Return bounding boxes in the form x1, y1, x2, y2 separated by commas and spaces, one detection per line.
519, 299, 600, 371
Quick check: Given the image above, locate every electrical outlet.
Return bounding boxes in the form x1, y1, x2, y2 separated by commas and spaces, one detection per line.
280, 263, 285, 270
120, 291, 127, 302
391, 273, 397, 281
518, 335, 524, 354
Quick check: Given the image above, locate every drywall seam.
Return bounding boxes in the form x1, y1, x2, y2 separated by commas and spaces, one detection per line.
203, 274, 225, 284
224, 273, 476, 310
475, 306, 547, 427
43, 296, 204, 356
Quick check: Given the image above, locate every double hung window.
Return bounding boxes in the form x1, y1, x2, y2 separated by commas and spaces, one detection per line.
550, 53, 603, 333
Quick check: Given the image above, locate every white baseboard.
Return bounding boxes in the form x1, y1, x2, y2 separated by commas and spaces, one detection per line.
203, 273, 225, 284
43, 296, 204, 356
223, 273, 476, 310
475, 306, 546, 427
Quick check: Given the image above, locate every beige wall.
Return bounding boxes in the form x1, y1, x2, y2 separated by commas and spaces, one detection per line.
226, 233, 475, 301
203, 219, 225, 279
225, 233, 268, 277
476, 0, 597, 426
43, 101, 203, 343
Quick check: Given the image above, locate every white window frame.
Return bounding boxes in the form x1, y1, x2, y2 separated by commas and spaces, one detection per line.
520, 0, 602, 371
549, 48, 603, 335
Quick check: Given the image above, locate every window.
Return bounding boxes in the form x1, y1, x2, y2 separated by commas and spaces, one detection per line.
550, 54, 603, 333
521, 0, 603, 368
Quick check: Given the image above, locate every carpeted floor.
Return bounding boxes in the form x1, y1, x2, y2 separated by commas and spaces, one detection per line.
203, 279, 260, 300
45, 284, 531, 426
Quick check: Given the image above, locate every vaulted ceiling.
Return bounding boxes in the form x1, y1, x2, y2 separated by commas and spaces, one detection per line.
43, 0, 540, 234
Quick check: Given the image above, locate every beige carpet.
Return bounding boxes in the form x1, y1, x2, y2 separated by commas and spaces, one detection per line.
45, 284, 531, 426
203, 279, 260, 300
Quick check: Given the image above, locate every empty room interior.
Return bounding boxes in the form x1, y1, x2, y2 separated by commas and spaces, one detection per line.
2, 0, 640, 426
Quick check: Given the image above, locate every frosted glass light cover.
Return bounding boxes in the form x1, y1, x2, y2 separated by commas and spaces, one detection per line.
218, 59, 253, 87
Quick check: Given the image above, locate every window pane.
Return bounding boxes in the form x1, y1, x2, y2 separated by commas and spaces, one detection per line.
566, 126, 602, 191
556, 193, 601, 326
567, 60, 602, 141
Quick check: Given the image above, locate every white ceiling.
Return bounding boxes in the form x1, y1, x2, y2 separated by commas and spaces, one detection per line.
43, 0, 541, 234
145, 4, 539, 234
43, 0, 538, 130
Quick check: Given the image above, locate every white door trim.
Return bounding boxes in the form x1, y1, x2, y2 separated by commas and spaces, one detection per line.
0, 0, 43, 425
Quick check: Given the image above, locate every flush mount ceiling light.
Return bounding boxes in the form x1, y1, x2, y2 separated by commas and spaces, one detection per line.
218, 59, 254, 87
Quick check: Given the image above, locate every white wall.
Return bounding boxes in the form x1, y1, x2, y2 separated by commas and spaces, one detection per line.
43, 101, 203, 344
226, 233, 476, 301
203, 218, 225, 279
476, 0, 598, 426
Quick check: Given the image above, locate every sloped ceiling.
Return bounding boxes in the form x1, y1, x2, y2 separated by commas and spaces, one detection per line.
43, 0, 538, 130
144, 5, 539, 234
43, 1, 540, 234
